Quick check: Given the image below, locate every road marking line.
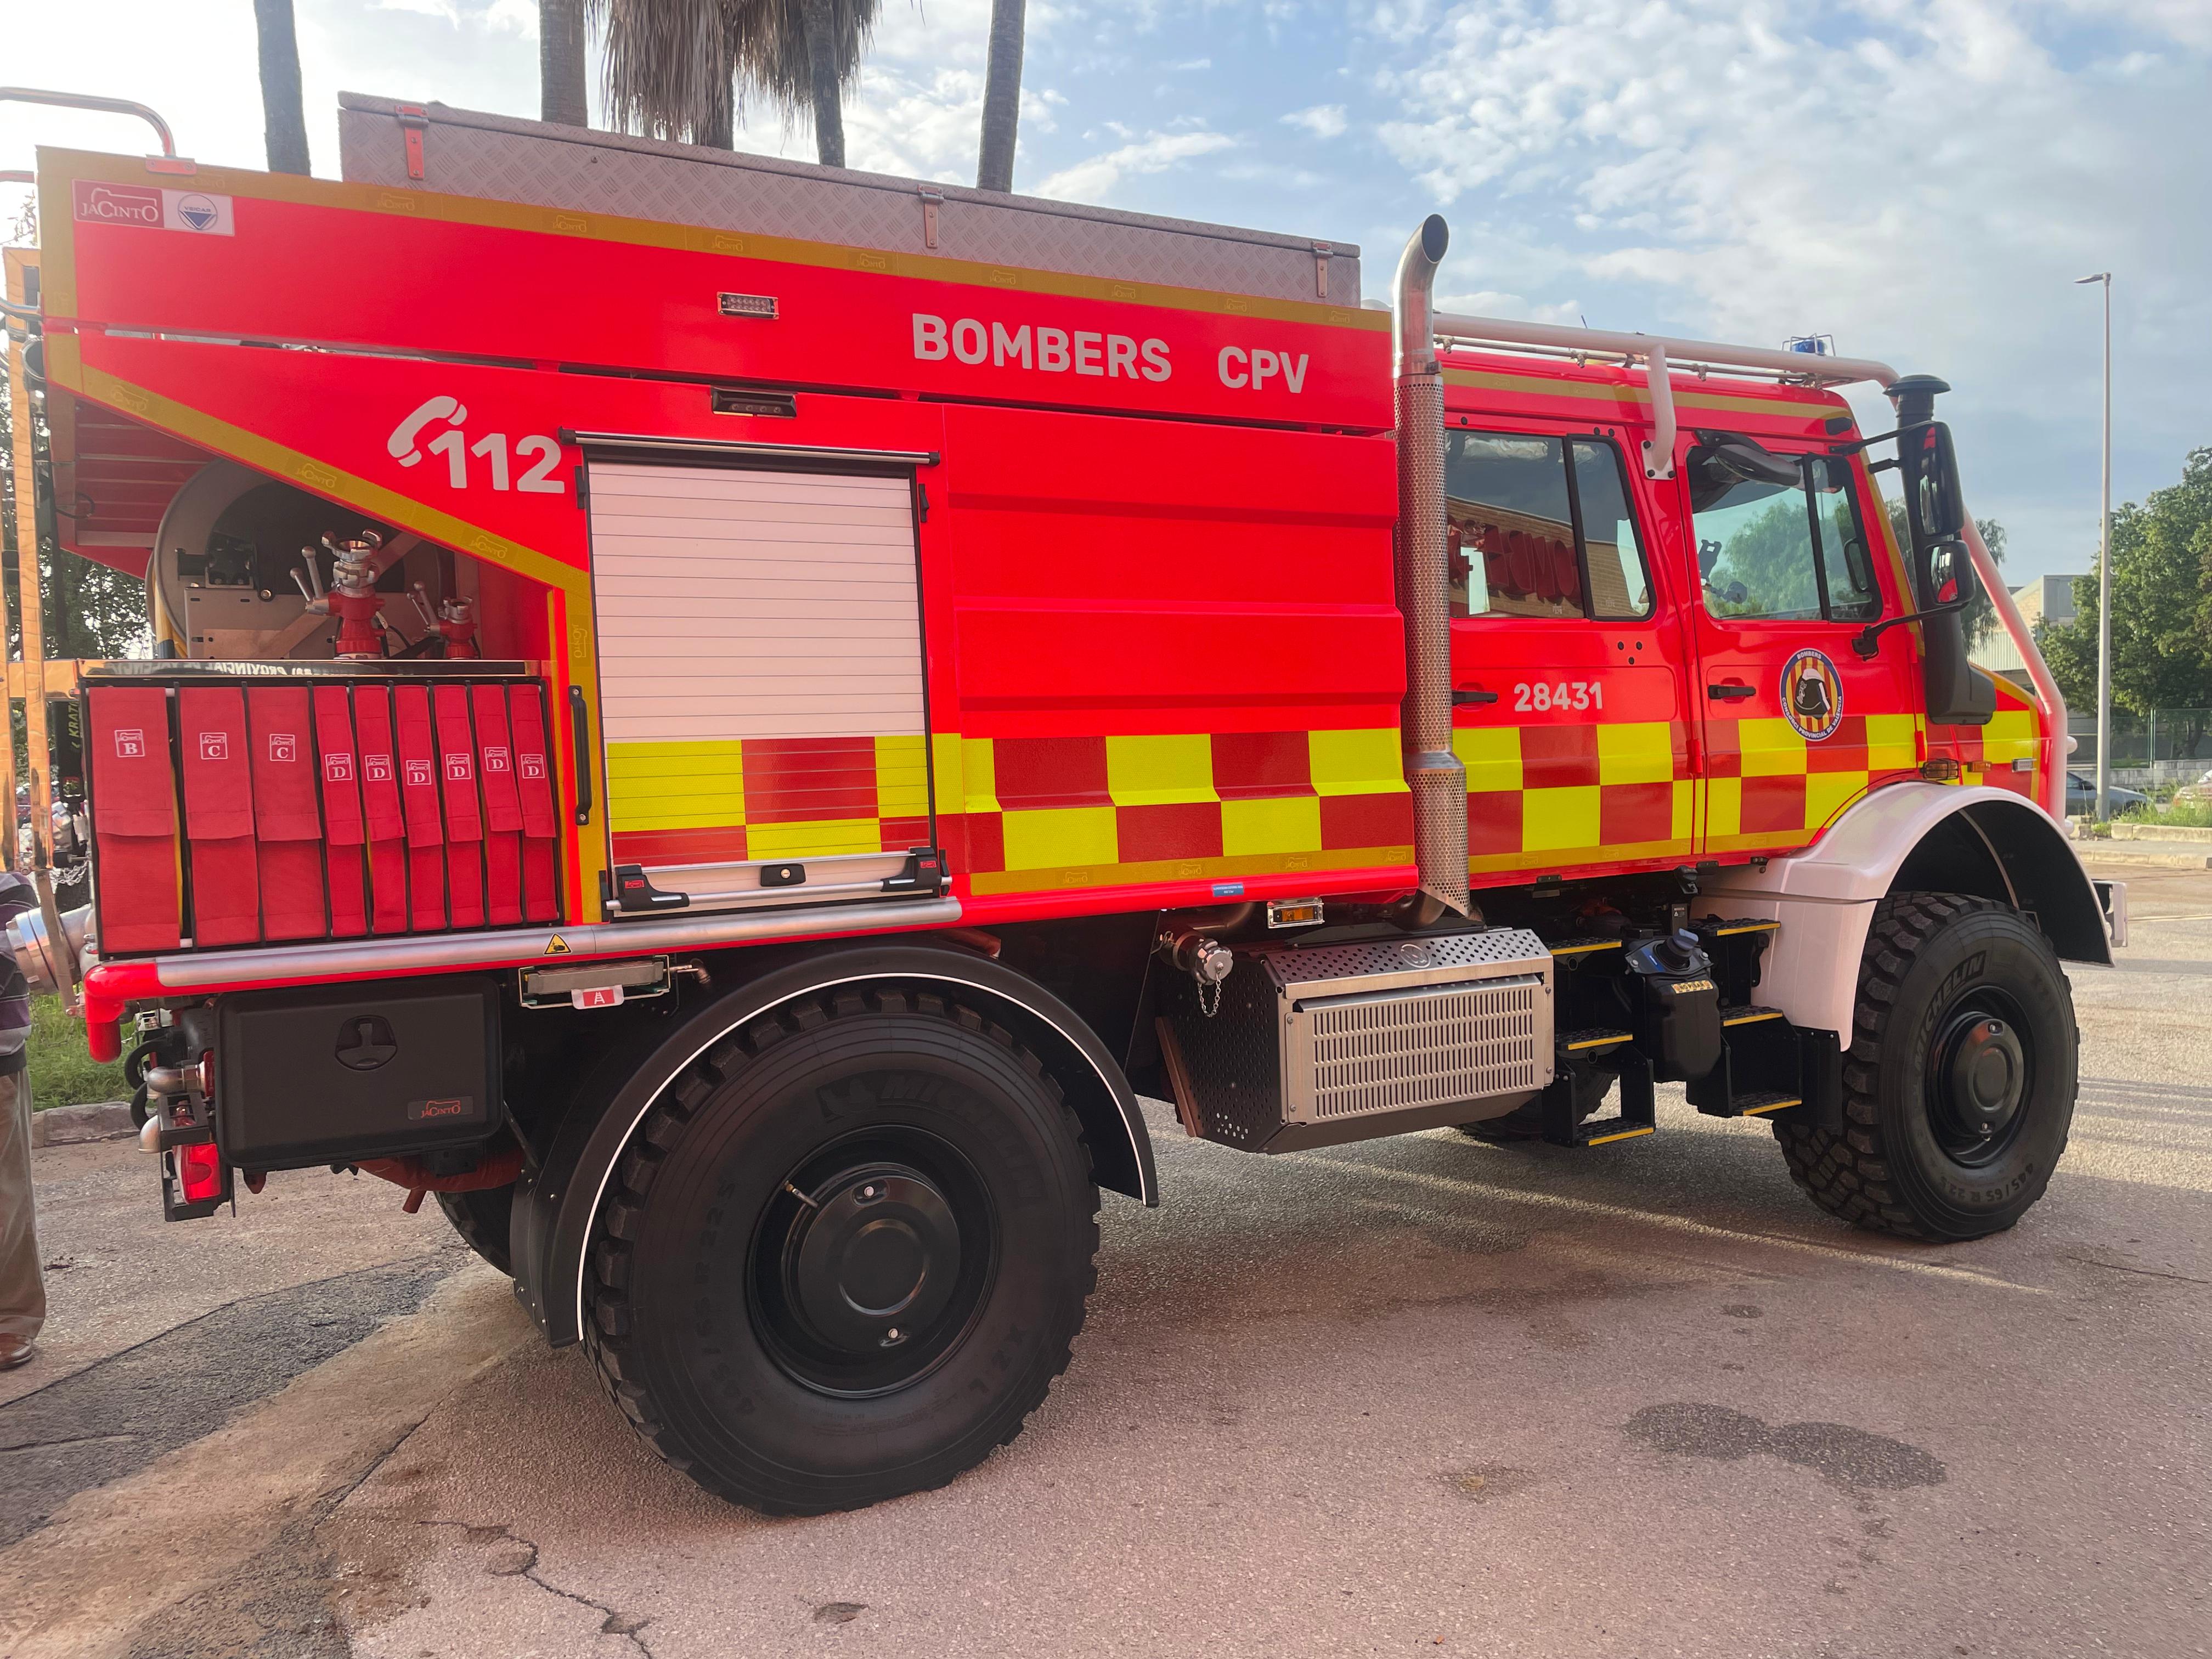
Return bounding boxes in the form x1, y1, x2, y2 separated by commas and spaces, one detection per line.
1276, 1150, 2057, 1296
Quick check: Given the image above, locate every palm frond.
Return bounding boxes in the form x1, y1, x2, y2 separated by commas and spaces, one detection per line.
588, 0, 732, 145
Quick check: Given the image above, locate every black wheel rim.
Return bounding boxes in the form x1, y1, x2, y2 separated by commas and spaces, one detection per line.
1925, 986, 2034, 1168
748, 1124, 997, 1397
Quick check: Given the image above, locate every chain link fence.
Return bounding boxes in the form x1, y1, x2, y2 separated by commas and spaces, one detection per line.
2066, 709, 2212, 789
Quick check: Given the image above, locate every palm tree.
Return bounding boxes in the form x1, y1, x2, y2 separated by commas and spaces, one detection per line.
976, 0, 1024, 192
541, 0, 591, 127
252, 0, 312, 175
591, 0, 879, 166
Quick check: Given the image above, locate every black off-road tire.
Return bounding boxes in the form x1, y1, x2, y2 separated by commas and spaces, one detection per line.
437, 1185, 516, 1277
584, 985, 1099, 1516
1774, 891, 2078, 1242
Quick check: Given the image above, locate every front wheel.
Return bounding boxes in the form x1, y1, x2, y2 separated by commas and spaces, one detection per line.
584, 986, 1099, 1515
1774, 891, 2078, 1242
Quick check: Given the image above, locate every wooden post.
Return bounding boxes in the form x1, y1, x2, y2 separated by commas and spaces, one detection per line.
3, 247, 40, 874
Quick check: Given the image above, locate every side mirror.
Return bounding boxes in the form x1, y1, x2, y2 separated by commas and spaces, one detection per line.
1901, 420, 1966, 544
1928, 539, 1979, 607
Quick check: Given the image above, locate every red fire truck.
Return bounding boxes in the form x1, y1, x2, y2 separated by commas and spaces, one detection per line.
5, 94, 2121, 1515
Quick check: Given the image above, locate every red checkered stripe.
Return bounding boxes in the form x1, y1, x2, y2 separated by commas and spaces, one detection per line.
941, 727, 1414, 897
1703, 712, 1922, 853
607, 733, 929, 867
1457, 717, 1696, 873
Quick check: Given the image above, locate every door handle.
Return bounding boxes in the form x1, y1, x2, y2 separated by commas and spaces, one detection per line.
1451, 687, 1499, 706
567, 684, 594, 825
1706, 682, 1757, 702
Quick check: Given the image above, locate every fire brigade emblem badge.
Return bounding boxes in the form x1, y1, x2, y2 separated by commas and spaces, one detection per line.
1780, 648, 1844, 742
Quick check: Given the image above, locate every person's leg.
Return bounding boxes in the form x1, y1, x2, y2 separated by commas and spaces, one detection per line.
0, 1071, 45, 1357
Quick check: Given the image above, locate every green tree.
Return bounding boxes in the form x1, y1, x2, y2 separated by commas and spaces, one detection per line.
2038, 447, 2212, 759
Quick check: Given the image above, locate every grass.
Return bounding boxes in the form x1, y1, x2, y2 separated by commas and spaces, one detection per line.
2123, 796, 2212, 830
27, 993, 129, 1110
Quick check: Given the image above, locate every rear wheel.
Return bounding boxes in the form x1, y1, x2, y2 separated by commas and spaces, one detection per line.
1774, 891, 2078, 1242
584, 985, 1099, 1515
437, 1185, 515, 1276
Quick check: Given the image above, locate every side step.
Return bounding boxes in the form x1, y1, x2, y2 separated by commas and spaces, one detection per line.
1542, 1046, 1656, 1148
1702, 1089, 1801, 1119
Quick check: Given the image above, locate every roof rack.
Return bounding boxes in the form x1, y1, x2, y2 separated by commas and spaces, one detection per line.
1427, 309, 1898, 487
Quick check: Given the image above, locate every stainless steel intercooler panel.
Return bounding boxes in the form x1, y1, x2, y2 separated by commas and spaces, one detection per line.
1158, 928, 1554, 1152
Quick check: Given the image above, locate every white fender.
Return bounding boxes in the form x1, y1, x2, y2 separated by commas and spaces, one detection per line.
1699, 783, 2093, 1038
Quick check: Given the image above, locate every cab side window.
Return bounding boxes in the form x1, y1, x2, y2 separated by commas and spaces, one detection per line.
1445, 430, 1654, 621
1689, 445, 1879, 623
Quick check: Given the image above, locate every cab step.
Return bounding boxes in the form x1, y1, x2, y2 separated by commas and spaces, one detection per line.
1572, 1116, 1658, 1146
1542, 1048, 1657, 1148
1703, 917, 1780, 939
1559, 1026, 1633, 1054
1719, 1004, 1784, 1028
1699, 1090, 1802, 1120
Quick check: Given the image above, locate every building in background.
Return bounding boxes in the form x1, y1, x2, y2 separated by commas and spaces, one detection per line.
1977, 573, 2085, 689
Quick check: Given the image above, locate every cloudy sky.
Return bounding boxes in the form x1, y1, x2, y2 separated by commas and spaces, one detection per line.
4, 0, 2206, 584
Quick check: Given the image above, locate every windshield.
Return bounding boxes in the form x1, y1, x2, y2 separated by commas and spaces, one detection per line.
1690, 449, 1877, 623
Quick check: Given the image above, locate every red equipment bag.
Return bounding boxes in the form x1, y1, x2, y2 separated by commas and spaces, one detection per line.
510, 684, 560, 923
176, 687, 259, 946
313, 686, 369, 938
245, 686, 326, 941
393, 685, 447, 930
435, 685, 484, 929
352, 685, 410, 934
84, 686, 182, 953
472, 683, 524, 926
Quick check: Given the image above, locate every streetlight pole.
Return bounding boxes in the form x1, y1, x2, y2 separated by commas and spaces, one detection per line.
2076, 271, 2112, 820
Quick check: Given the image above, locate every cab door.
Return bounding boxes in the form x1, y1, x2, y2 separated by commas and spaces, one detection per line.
1443, 419, 1697, 881
1683, 441, 1921, 856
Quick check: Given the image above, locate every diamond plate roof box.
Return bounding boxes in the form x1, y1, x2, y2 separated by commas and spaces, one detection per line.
337, 94, 1359, 305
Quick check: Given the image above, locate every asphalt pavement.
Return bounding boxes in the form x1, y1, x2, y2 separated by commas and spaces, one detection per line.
4, 855, 2207, 1658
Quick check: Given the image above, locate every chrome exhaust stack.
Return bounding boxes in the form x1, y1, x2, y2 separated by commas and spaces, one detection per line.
1392, 215, 1469, 917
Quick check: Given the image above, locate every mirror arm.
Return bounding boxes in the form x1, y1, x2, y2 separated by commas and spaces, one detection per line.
1826, 419, 1934, 457
1851, 597, 1968, 659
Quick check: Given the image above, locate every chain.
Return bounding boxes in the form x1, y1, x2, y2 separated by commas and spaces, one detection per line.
1198, 976, 1221, 1019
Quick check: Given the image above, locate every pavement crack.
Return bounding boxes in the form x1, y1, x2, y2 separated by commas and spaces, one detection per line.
2061, 1254, 2212, 1286
407, 1518, 655, 1656
0, 1430, 142, 1454
518, 1539, 656, 1658
312, 1410, 435, 1524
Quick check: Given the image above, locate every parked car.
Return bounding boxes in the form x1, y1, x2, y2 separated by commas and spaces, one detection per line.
2066, 772, 2149, 815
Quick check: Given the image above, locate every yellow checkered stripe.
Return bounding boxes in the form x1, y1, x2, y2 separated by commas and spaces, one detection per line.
1456, 718, 1695, 872
1706, 712, 1920, 852
936, 727, 1415, 898
607, 733, 930, 866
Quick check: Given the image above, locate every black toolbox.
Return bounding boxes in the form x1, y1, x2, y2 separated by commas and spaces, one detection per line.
214, 980, 501, 1170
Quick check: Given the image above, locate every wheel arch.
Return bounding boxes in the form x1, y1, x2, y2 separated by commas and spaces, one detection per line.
1701, 783, 2110, 1037
511, 943, 1157, 1348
